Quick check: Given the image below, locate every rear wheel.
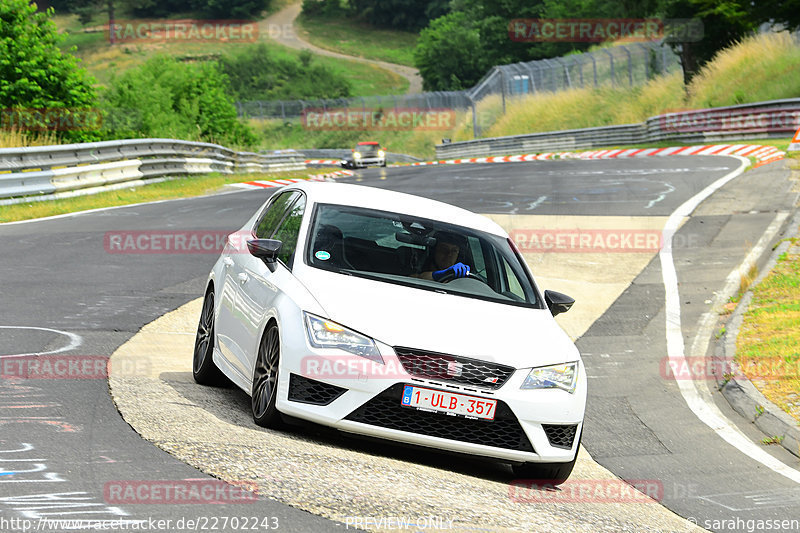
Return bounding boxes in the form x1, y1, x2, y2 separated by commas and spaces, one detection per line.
251, 323, 283, 428
193, 289, 228, 386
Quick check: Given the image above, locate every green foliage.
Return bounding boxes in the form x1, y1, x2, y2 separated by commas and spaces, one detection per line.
120, 0, 270, 19
302, 0, 449, 31
100, 55, 257, 147
414, 12, 487, 91
0, 0, 99, 141
217, 43, 352, 100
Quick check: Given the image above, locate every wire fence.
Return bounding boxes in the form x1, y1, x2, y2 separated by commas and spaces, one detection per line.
236, 41, 681, 123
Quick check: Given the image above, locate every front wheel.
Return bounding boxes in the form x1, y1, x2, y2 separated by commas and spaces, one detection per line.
193, 289, 229, 386
251, 323, 283, 428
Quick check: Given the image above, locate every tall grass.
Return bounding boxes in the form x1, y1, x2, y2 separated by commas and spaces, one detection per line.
0, 129, 59, 149
689, 32, 800, 108
484, 72, 685, 138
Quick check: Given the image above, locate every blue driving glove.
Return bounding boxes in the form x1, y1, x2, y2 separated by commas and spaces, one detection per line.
432, 262, 470, 281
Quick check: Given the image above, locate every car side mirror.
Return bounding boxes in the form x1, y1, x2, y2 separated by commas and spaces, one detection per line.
247, 239, 282, 271
544, 290, 574, 316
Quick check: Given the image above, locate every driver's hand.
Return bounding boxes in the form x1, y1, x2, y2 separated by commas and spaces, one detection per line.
432, 262, 470, 281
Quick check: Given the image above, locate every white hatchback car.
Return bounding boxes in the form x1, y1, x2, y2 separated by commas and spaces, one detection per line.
193, 181, 586, 482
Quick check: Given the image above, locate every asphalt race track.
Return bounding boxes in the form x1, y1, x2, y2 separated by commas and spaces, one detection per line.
1, 156, 799, 532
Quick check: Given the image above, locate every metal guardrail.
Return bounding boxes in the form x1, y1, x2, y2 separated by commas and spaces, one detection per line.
435, 99, 800, 158
0, 139, 306, 200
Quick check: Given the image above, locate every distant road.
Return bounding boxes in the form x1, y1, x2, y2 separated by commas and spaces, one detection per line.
260, 2, 423, 94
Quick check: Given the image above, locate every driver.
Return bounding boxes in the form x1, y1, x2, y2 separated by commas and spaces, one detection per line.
415, 232, 471, 281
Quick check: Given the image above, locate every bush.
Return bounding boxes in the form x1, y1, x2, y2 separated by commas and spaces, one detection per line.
218, 43, 352, 100
0, 0, 99, 142
101, 55, 257, 147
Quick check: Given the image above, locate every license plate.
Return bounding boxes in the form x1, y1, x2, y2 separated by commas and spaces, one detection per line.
401, 385, 496, 421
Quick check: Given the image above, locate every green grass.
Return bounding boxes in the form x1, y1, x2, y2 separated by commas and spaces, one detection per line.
53, 13, 408, 96
688, 32, 800, 108
737, 239, 800, 423
295, 13, 418, 67
0, 170, 325, 223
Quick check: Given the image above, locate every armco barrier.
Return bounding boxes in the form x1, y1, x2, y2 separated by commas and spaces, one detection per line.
0, 139, 306, 200
436, 98, 800, 158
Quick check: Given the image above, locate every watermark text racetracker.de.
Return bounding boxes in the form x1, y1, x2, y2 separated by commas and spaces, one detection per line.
1, 355, 149, 379
661, 355, 800, 381
104, 479, 258, 505
302, 108, 456, 131
509, 478, 663, 503
104, 230, 254, 255
511, 228, 700, 253
107, 19, 260, 43
508, 18, 703, 42
1, 108, 102, 131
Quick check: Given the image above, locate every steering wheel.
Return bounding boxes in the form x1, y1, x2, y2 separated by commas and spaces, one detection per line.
437, 270, 489, 284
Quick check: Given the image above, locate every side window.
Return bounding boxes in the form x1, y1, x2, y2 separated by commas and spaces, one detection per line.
501, 258, 526, 300
272, 196, 306, 269
254, 191, 300, 239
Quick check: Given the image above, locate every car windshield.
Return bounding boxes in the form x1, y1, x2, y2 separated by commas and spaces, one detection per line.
355, 144, 380, 155
305, 203, 542, 308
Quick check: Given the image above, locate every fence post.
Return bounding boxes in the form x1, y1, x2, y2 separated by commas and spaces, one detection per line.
590, 53, 598, 87
469, 96, 479, 138
603, 49, 615, 87
637, 43, 649, 80
623, 46, 633, 86
500, 68, 506, 113
555, 57, 571, 88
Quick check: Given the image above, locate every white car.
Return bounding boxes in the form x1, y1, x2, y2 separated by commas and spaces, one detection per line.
193, 181, 586, 482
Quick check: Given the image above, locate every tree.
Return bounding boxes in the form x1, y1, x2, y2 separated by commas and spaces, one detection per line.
0, 0, 98, 140
101, 55, 257, 146
414, 12, 487, 91
660, 0, 800, 83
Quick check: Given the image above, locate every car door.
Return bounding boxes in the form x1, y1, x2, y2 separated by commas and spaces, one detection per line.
232, 192, 306, 378
217, 190, 301, 377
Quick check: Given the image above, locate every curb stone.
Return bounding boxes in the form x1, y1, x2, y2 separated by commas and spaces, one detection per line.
715, 210, 800, 458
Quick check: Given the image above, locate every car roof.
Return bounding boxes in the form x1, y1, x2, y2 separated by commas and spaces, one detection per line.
288, 181, 507, 237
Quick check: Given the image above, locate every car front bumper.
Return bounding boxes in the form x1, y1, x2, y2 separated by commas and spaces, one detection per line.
275, 339, 586, 464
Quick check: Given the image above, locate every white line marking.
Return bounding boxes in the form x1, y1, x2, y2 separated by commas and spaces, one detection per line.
660, 155, 800, 483
0, 327, 83, 359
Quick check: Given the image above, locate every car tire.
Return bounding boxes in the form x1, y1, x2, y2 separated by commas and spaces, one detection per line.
193, 288, 229, 386
251, 323, 284, 428
511, 430, 581, 484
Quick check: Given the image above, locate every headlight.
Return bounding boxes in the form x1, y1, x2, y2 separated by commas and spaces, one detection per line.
377, 150, 385, 157
304, 312, 383, 363
521, 362, 578, 393
353, 151, 362, 159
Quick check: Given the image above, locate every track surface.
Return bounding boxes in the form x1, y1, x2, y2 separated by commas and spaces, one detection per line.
1, 157, 798, 532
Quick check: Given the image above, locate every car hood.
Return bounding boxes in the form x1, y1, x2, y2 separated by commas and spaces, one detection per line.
297, 267, 579, 369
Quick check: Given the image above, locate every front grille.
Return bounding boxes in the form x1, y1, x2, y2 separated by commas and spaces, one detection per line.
394, 347, 515, 390
542, 424, 578, 449
345, 384, 534, 452
288, 374, 347, 406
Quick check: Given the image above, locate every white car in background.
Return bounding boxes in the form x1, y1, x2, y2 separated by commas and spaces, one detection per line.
193, 181, 586, 482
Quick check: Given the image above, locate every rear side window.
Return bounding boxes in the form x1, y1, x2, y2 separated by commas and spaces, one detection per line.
254, 191, 300, 239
